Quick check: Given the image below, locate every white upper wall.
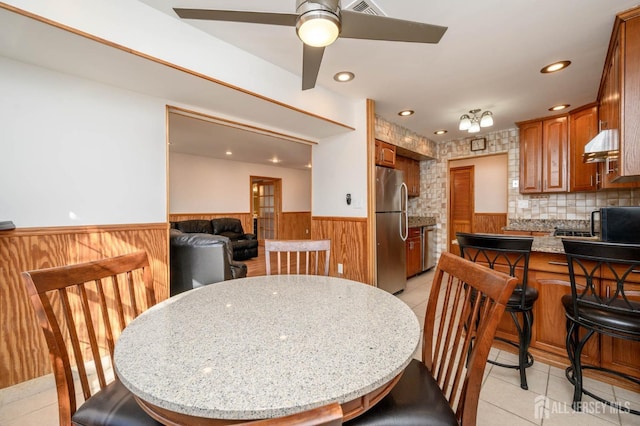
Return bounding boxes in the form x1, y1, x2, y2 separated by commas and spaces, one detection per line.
313, 99, 368, 217
0, 57, 167, 227
4, 0, 357, 128
0, 1, 369, 227
170, 153, 311, 213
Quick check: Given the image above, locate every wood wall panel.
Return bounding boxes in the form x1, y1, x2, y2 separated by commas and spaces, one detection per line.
169, 213, 253, 235
0, 223, 168, 389
474, 213, 507, 234
311, 217, 370, 284
279, 212, 311, 240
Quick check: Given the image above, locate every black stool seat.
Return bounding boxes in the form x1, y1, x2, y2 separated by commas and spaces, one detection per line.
508, 286, 538, 309
562, 294, 640, 335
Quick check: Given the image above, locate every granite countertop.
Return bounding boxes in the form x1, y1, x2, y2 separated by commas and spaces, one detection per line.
114, 275, 420, 420
504, 219, 591, 233
408, 216, 436, 228
453, 234, 598, 254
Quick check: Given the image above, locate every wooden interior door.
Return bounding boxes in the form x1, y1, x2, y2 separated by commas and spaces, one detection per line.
448, 166, 474, 252
251, 177, 282, 242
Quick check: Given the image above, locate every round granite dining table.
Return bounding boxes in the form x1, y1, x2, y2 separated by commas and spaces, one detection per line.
113, 274, 421, 424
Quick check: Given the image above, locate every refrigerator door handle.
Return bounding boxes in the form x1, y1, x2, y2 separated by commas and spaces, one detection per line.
400, 182, 408, 241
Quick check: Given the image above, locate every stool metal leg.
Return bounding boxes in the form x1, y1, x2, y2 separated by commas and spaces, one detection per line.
488, 309, 534, 390
565, 321, 595, 411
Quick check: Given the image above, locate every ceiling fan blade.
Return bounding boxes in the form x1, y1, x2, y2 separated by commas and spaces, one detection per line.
302, 44, 325, 90
174, 8, 297, 27
340, 11, 447, 43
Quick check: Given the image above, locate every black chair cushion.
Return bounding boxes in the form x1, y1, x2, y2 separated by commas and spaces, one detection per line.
346, 359, 458, 426
562, 294, 640, 335
506, 286, 539, 310
72, 379, 162, 426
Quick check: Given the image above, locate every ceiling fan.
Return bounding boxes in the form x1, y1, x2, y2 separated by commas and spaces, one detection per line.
174, 0, 447, 90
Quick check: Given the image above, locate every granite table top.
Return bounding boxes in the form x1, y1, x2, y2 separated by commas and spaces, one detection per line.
114, 275, 420, 421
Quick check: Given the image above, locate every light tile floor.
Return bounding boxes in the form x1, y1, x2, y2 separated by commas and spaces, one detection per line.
1, 271, 638, 425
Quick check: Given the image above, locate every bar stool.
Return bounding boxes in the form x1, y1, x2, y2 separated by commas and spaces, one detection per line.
562, 239, 640, 415
456, 232, 536, 390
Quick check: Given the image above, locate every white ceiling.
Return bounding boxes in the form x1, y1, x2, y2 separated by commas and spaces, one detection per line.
168, 110, 314, 169
5, 1, 638, 169
141, 0, 638, 142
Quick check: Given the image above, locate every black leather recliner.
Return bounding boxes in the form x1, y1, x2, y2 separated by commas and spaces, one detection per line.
210, 218, 259, 261
169, 230, 247, 296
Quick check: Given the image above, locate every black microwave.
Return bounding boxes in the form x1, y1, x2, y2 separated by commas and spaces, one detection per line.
591, 207, 640, 243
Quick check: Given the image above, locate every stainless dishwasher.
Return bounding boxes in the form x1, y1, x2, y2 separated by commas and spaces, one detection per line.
421, 226, 436, 271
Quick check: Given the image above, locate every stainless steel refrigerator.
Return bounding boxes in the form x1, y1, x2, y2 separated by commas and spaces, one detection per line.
375, 166, 408, 294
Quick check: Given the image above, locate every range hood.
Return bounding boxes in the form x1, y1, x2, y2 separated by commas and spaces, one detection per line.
583, 129, 619, 163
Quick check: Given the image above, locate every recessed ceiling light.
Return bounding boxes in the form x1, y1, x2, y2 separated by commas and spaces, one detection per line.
270, 157, 280, 163
549, 104, 570, 111
434, 129, 447, 135
541, 60, 571, 73
225, 150, 232, 155
333, 71, 354, 82
398, 110, 414, 117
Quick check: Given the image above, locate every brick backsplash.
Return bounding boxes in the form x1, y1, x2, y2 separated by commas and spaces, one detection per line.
375, 117, 640, 257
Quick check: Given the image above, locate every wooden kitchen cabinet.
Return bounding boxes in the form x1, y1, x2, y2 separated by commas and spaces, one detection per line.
569, 104, 598, 192
395, 155, 420, 197
597, 8, 640, 185
375, 139, 396, 168
598, 269, 640, 378
517, 116, 568, 193
406, 227, 421, 278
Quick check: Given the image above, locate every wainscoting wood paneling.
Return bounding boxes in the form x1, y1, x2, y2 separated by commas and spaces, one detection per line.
279, 212, 311, 240
169, 213, 253, 236
0, 223, 168, 389
311, 217, 370, 284
474, 213, 507, 234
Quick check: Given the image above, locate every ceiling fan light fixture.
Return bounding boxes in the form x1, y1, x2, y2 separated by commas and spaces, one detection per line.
296, 10, 341, 47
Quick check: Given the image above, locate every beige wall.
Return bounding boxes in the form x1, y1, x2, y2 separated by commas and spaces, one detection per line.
449, 154, 508, 214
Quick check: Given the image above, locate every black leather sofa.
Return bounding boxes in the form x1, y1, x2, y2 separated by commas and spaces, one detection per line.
171, 218, 258, 261
169, 229, 247, 296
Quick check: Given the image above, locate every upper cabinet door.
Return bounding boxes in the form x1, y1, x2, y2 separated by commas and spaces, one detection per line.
542, 116, 568, 193
569, 105, 598, 192
519, 121, 543, 193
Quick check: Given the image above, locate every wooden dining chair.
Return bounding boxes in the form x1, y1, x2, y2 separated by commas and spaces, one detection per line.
21, 251, 162, 426
347, 252, 518, 426
265, 239, 331, 276
239, 402, 343, 425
